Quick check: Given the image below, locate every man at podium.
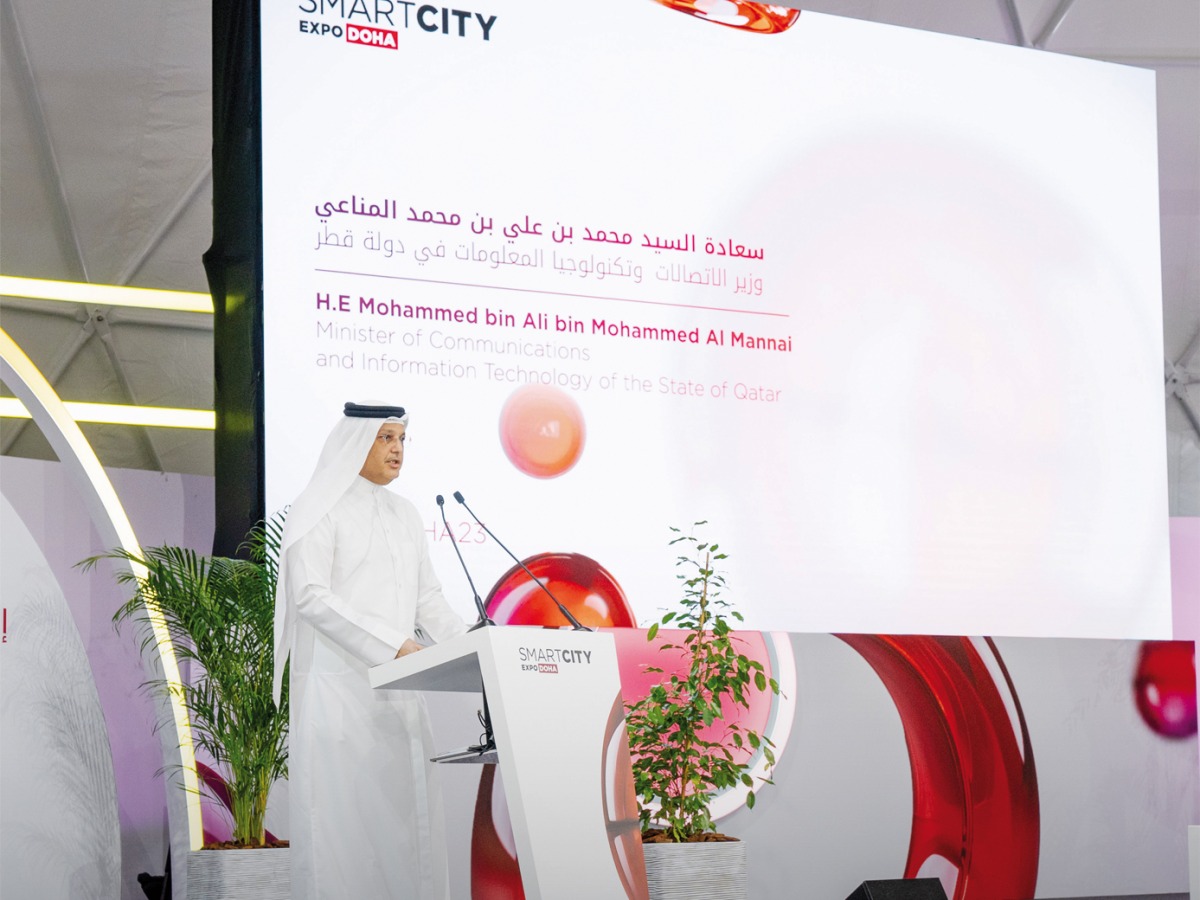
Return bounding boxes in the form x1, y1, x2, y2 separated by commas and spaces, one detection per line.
273, 401, 468, 899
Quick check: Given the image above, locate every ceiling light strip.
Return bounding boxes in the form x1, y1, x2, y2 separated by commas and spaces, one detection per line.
0, 275, 213, 314
0, 397, 215, 429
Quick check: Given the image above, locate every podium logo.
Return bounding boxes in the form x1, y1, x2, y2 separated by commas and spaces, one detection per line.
518, 646, 593, 674
295, 1, 499, 47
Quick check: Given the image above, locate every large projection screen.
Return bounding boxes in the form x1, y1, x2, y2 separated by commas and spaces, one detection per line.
261, 1, 1171, 640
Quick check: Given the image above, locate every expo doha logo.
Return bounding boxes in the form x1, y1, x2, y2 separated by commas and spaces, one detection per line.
298, 0, 498, 48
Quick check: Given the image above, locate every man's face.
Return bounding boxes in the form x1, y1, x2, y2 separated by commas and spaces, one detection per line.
359, 422, 406, 485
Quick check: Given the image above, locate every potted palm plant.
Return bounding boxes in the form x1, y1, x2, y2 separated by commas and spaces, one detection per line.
623, 523, 779, 900
82, 517, 289, 899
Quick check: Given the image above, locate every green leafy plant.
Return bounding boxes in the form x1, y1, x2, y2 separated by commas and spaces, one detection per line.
623, 523, 780, 843
80, 517, 288, 848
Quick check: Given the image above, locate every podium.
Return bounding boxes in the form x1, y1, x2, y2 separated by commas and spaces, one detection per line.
370, 626, 650, 900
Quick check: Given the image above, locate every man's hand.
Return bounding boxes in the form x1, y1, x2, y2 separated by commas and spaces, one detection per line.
395, 638, 423, 659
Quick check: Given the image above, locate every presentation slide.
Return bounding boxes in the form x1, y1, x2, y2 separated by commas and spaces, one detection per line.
261, 1, 1171, 639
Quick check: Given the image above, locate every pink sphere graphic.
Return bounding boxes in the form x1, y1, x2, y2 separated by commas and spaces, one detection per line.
498, 384, 585, 478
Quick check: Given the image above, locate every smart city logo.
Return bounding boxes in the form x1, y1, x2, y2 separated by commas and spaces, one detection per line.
518, 646, 593, 674
297, 0, 498, 49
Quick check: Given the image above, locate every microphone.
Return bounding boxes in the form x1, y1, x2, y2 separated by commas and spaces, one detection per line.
437, 494, 494, 631
453, 491, 591, 631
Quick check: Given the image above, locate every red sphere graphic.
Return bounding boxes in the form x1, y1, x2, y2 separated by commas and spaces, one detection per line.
486, 552, 634, 628
1134, 641, 1198, 739
498, 384, 586, 478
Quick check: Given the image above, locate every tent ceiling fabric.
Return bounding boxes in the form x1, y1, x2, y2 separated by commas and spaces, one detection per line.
1, 0, 1197, 510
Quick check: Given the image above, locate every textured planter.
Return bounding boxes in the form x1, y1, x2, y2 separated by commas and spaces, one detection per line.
642, 839, 747, 900
187, 847, 290, 900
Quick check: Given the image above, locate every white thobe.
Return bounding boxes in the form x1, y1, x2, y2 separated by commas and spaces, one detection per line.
286, 476, 467, 900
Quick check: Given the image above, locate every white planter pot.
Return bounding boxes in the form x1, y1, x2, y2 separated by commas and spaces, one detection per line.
642, 839, 747, 900
187, 847, 290, 900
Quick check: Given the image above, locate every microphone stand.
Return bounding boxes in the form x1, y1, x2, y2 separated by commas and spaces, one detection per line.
453, 490, 591, 632
436, 494, 495, 756
437, 494, 494, 630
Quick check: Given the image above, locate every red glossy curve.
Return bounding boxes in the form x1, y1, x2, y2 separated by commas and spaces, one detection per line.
836, 635, 1039, 900
470, 766, 523, 900
651, 0, 801, 34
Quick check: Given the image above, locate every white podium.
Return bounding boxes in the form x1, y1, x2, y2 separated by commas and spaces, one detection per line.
370, 626, 649, 900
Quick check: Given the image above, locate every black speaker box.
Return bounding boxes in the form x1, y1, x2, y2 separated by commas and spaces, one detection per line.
845, 878, 949, 900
